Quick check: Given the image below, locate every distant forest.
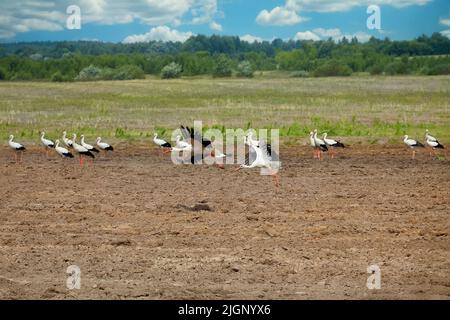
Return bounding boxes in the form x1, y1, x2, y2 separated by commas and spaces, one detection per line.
0, 33, 450, 81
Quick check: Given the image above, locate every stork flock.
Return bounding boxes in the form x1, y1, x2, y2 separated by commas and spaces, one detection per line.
8, 131, 114, 165
7, 126, 446, 187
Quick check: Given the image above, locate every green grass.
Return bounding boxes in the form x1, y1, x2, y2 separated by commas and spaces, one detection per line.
0, 75, 449, 144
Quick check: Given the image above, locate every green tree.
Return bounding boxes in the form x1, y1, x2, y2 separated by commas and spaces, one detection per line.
161, 62, 182, 79
237, 60, 254, 78
213, 54, 232, 77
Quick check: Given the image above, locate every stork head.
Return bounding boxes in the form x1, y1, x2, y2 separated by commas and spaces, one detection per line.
97, 137, 101, 142
9, 135, 13, 140
403, 135, 408, 140
72, 133, 77, 140
40, 131, 45, 137
323, 132, 328, 138
63, 131, 67, 136
309, 131, 313, 136
55, 139, 60, 146
154, 133, 158, 138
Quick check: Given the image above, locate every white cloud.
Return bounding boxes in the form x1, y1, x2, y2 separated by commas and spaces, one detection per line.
294, 28, 372, 42
122, 26, 194, 43
285, 0, 431, 13
441, 30, 450, 38
440, 18, 450, 27
0, 0, 218, 39
240, 34, 264, 43
256, 6, 308, 26
294, 31, 320, 41
209, 21, 222, 32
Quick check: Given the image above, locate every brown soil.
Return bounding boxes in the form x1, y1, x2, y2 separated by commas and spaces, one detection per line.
0, 144, 449, 299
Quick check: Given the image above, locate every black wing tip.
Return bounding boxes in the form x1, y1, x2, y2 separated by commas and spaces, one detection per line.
105, 146, 114, 151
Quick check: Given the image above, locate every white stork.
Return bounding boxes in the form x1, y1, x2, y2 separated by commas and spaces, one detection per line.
323, 133, 345, 159
96, 137, 114, 151
236, 140, 280, 187
425, 130, 444, 157
40, 131, 55, 157
62, 131, 73, 148
80, 135, 100, 153
72, 134, 95, 166
8, 135, 25, 163
55, 140, 74, 159
313, 129, 328, 160
153, 133, 172, 154
403, 135, 425, 159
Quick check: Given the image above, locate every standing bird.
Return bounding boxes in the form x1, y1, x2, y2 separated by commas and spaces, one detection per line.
8, 135, 25, 164
96, 137, 114, 151
323, 133, 345, 159
80, 135, 99, 153
426, 137, 444, 157
425, 130, 444, 157
153, 133, 172, 153
72, 134, 95, 166
62, 131, 73, 148
55, 140, 74, 158
403, 135, 424, 159
309, 132, 318, 159
313, 129, 328, 160
40, 131, 55, 157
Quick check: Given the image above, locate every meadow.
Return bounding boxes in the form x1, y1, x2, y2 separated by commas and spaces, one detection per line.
1, 75, 449, 145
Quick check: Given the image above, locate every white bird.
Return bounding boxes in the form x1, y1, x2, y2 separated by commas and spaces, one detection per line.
313, 129, 328, 160
424, 130, 444, 157
323, 133, 345, 159
8, 135, 25, 163
62, 131, 73, 148
403, 135, 425, 159
246, 132, 273, 157
426, 137, 444, 157
40, 131, 55, 157
236, 140, 280, 187
176, 135, 192, 150
55, 140, 74, 158
309, 131, 317, 159
72, 134, 95, 166
96, 137, 114, 151
80, 135, 99, 153
153, 133, 172, 154
425, 129, 437, 142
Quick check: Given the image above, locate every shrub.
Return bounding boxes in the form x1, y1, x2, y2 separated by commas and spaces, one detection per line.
289, 70, 309, 78
213, 55, 232, 77
384, 61, 408, 75
0, 68, 6, 80
10, 72, 33, 81
368, 64, 384, 75
427, 63, 450, 75
313, 62, 352, 77
113, 65, 145, 80
161, 62, 182, 79
237, 60, 254, 78
75, 64, 102, 81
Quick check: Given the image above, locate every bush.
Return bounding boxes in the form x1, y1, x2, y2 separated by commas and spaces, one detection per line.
75, 64, 102, 81
368, 64, 384, 75
50, 71, 72, 82
237, 60, 254, 78
161, 62, 182, 79
112, 65, 145, 80
427, 63, 450, 75
213, 55, 232, 77
0, 68, 6, 80
384, 61, 408, 75
289, 70, 309, 78
313, 62, 352, 77
10, 72, 33, 81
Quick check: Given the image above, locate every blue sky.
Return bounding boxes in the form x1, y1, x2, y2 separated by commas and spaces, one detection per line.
1, 0, 449, 43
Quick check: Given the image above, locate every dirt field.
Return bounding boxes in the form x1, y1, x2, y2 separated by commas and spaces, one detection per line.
0, 143, 449, 299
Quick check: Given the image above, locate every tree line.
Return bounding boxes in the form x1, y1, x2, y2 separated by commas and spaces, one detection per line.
0, 32, 449, 81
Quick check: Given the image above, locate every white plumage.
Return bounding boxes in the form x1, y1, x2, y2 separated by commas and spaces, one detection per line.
403, 135, 424, 159
62, 131, 73, 148
96, 137, 114, 151
80, 135, 99, 153
55, 140, 74, 158
8, 135, 25, 163
40, 132, 55, 148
